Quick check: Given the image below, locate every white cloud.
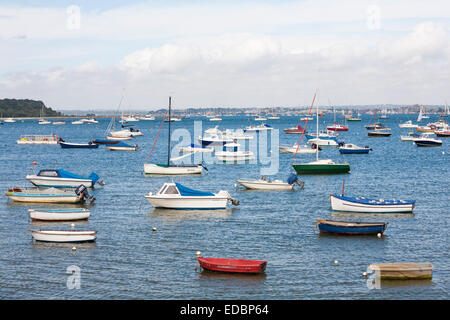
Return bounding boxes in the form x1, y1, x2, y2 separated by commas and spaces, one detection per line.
1, 1, 450, 108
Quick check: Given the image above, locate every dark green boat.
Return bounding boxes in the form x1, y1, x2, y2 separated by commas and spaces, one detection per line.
292, 159, 350, 174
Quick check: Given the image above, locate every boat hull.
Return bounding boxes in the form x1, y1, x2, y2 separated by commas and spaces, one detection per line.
145, 195, 228, 209
30, 230, 97, 243
198, 257, 267, 274
237, 180, 294, 190
144, 163, 202, 175
368, 262, 433, 280
339, 148, 370, 154
60, 142, 99, 149
330, 194, 415, 213
414, 140, 442, 147
317, 219, 386, 235
292, 163, 350, 174
26, 176, 93, 188
28, 209, 90, 221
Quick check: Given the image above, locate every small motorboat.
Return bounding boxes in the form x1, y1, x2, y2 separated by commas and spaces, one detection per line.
412, 132, 442, 147
145, 182, 239, 209
399, 120, 419, 128
71, 120, 84, 124
327, 123, 348, 131
106, 135, 132, 141
416, 124, 437, 132
92, 139, 119, 145
106, 142, 138, 151
316, 219, 387, 235
5, 185, 94, 204
59, 140, 99, 149
254, 116, 267, 121
28, 208, 91, 221
338, 143, 372, 154
38, 119, 51, 125
400, 132, 421, 141
243, 123, 273, 132
52, 120, 66, 125
26, 169, 103, 188
197, 134, 234, 146
283, 125, 306, 134
215, 142, 255, 162
330, 194, 415, 213
29, 229, 97, 243
307, 138, 339, 147
110, 126, 143, 137
179, 144, 214, 153
367, 129, 392, 137
236, 173, 304, 191
367, 262, 433, 280
300, 116, 314, 121
279, 144, 318, 154
365, 122, 387, 130
197, 255, 267, 274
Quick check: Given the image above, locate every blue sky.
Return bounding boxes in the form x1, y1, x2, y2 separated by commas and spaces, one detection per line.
1, 1, 449, 109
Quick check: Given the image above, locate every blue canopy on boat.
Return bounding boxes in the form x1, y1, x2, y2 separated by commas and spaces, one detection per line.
175, 183, 214, 197
38, 169, 99, 184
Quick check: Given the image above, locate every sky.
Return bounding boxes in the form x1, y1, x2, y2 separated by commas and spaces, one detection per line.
0, 0, 449, 110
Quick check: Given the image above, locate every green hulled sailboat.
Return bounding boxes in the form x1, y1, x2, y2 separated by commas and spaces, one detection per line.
292, 96, 350, 174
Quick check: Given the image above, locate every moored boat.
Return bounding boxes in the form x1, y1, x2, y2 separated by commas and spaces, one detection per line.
316, 219, 387, 235
106, 142, 138, 151
197, 256, 267, 274
283, 125, 306, 134
145, 182, 239, 209
59, 141, 99, 149
30, 229, 97, 243
412, 132, 442, 147
367, 262, 433, 280
367, 129, 391, 137
26, 169, 103, 188
28, 208, 91, 221
17, 134, 59, 145
179, 144, 214, 153
215, 142, 254, 162
338, 143, 372, 154
399, 120, 419, 128
243, 123, 273, 132
236, 174, 304, 191
330, 194, 415, 213
5, 186, 94, 204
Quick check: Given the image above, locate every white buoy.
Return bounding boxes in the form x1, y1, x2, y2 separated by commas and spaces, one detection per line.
71, 223, 75, 229
196, 251, 201, 258
72, 247, 76, 251
362, 272, 367, 277
377, 233, 382, 238
152, 227, 157, 232
334, 260, 338, 265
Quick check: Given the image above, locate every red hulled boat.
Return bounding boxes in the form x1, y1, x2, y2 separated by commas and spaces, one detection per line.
198, 257, 267, 274
283, 125, 306, 134
327, 123, 348, 131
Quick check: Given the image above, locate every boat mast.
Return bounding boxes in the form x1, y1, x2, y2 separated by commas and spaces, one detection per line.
316, 100, 319, 161
167, 96, 171, 166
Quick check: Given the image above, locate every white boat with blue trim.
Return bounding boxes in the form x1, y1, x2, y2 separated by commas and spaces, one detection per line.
26, 169, 103, 188
5, 185, 94, 204
145, 182, 239, 209
330, 194, 415, 213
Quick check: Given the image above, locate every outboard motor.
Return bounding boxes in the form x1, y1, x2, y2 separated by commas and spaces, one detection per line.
75, 184, 95, 203
287, 173, 305, 189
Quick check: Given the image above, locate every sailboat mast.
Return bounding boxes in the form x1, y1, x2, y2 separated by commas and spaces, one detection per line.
167, 96, 171, 166
316, 102, 319, 161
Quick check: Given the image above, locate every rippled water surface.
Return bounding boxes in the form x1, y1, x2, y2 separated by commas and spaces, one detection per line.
0, 114, 448, 299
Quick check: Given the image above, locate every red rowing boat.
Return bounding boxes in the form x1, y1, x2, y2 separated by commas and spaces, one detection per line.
198, 257, 267, 274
